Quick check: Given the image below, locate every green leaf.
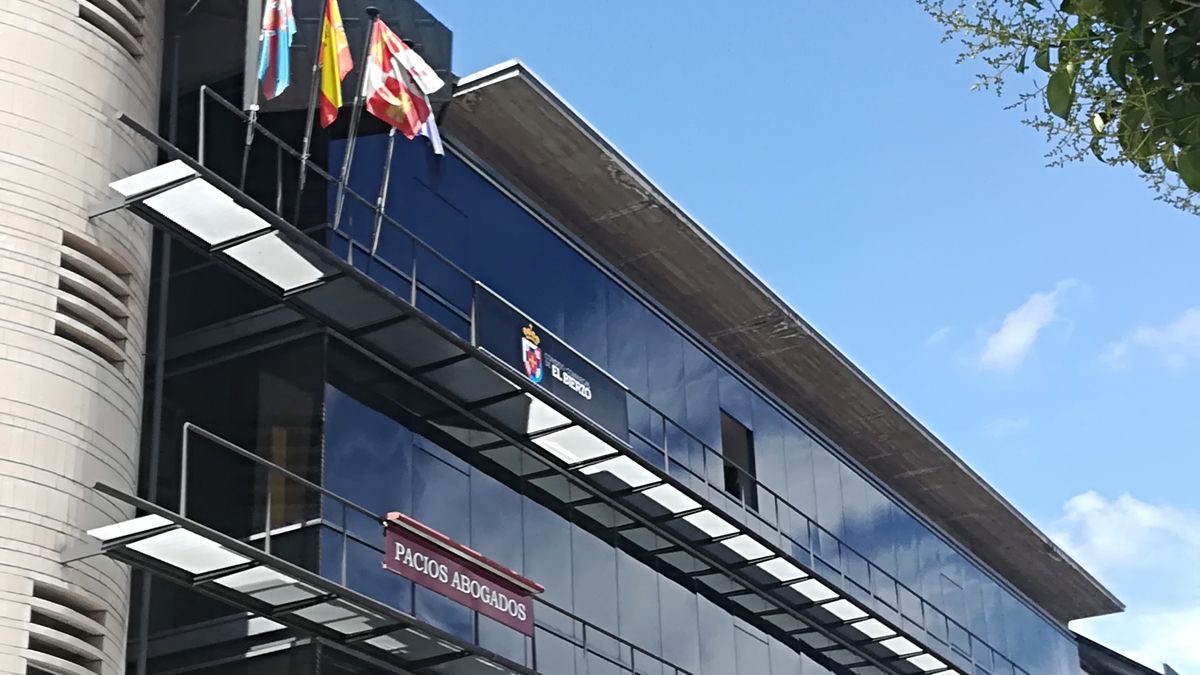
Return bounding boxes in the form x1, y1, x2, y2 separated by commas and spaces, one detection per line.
1118, 104, 1147, 156
1017, 49, 1028, 74
1176, 147, 1200, 190
1106, 33, 1129, 90
1069, 0, 1103, 18
1106, 55, 1128, 90
1089, 134, 1106, 162
1035, 43, 1051, 72
1149, 26, 1170, 83
1047, 63, 1077, 120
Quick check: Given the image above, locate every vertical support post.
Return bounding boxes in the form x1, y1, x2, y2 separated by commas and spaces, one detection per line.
275, 143, 284, 215
469, 283, 477, 346
410, 245, 419, 306
340, 504, 349, 586
179, 424, 191, 518
198, 86, 208, 166
264, 473, 274, 555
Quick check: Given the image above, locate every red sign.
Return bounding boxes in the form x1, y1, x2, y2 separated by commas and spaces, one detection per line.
382, 512, 543, 636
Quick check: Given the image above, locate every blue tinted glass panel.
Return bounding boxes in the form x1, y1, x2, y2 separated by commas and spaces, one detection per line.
572, 526, 619, 633
478, 613, 526, 666
617, 551, 661, 656
412, 446, 470, 542
658, 577, 700, 673
811, 447, 845, 538
561, 267, 609, 369
734, 627, 770, 674
470, 469, 524, 572
683, 343, 720, 448
605, 286, 649, 395
523, 499, 573, 611
415, 585, 473, 641
646, 320, 685, 423
533, 628, 578, 675
751, 397, 787, 502
323, 385, 413, 516
697, 597, 736, 675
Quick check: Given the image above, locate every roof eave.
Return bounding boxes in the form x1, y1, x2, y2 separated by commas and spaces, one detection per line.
442, 60, 1123, 623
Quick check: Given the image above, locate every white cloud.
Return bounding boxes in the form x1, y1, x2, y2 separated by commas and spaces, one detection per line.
982, 416, 1030, 438
1103, 307, 1200, 371
1077, 609, 1200, 675
1048, 491, 1200, 673
978, 280, 1078, 372
925, 326, 953, 348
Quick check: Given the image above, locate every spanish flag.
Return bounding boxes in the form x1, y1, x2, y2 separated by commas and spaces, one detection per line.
317, 0, 352, 127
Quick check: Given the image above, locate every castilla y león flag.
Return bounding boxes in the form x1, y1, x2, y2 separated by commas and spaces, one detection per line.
317, 0, 353, 127
362, 18, 445, 139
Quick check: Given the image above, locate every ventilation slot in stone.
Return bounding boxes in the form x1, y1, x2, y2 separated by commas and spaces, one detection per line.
24, 584, 105, 675
78, 0, 144, 58
55, 231, 132, 364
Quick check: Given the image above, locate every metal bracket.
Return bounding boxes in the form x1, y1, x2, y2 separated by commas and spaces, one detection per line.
60, 540, 103, 564
87, 196, 129, 220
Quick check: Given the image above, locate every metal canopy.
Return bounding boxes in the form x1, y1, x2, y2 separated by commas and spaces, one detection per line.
105, 122, 965, 675
79, 485, 535, 675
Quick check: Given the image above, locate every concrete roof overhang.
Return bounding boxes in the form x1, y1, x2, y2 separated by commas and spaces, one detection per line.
441, 60, 1122, 624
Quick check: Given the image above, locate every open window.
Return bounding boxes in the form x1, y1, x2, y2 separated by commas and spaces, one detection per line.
719, 412, 757, 510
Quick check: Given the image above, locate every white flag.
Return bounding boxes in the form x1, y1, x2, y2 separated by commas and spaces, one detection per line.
396, 40, 444, 95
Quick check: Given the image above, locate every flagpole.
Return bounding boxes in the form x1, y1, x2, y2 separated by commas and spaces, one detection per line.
292, 0, 327, 225
240, 70, 262, 192
370, 127, 397, 256
331, 6, 379, 240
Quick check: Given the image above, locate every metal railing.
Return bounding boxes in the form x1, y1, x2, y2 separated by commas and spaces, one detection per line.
184, 86, 1038, 675
175, 422, 697, 675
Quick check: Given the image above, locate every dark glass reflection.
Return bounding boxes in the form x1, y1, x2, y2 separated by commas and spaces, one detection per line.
321, 134, 1083, 675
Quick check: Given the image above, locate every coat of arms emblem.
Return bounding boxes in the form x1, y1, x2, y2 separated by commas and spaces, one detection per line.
521, 325, 544, 384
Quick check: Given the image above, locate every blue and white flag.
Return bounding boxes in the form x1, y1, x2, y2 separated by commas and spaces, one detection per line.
257, 0, 297, 100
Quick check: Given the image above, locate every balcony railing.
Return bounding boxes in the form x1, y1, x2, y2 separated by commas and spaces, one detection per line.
139, 422, 703, 675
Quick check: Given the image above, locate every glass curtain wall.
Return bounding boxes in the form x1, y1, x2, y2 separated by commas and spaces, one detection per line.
327, 135, 1080, 675
322, 348, 835, 675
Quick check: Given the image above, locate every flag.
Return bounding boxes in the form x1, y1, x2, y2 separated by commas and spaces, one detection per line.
418, 115, 444, 156
317, 0, 352, 127
396, 40, 445, 97
257, 0, 297, 100
362, 19, 433, 139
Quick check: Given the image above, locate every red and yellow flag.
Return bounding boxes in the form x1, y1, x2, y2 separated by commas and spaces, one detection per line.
317, 0, 352, 127
362, 18, 432, 139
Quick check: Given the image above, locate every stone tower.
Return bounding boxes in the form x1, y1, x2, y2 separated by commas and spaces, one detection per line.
0, 1, 163, 673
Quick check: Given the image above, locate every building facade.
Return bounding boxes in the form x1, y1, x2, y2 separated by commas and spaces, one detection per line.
0, 2, 1134, 675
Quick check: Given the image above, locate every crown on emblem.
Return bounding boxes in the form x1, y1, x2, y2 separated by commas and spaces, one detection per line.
522, 325, 541, 346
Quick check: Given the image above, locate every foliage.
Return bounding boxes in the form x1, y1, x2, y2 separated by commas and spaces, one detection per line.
918, 0, 1200, 215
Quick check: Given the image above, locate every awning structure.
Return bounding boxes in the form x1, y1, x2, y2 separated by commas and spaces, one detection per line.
99, 116, 973, 675
76, 485, 536, 675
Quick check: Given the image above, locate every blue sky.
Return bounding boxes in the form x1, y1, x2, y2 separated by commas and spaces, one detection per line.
421, 1, 1200, 670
